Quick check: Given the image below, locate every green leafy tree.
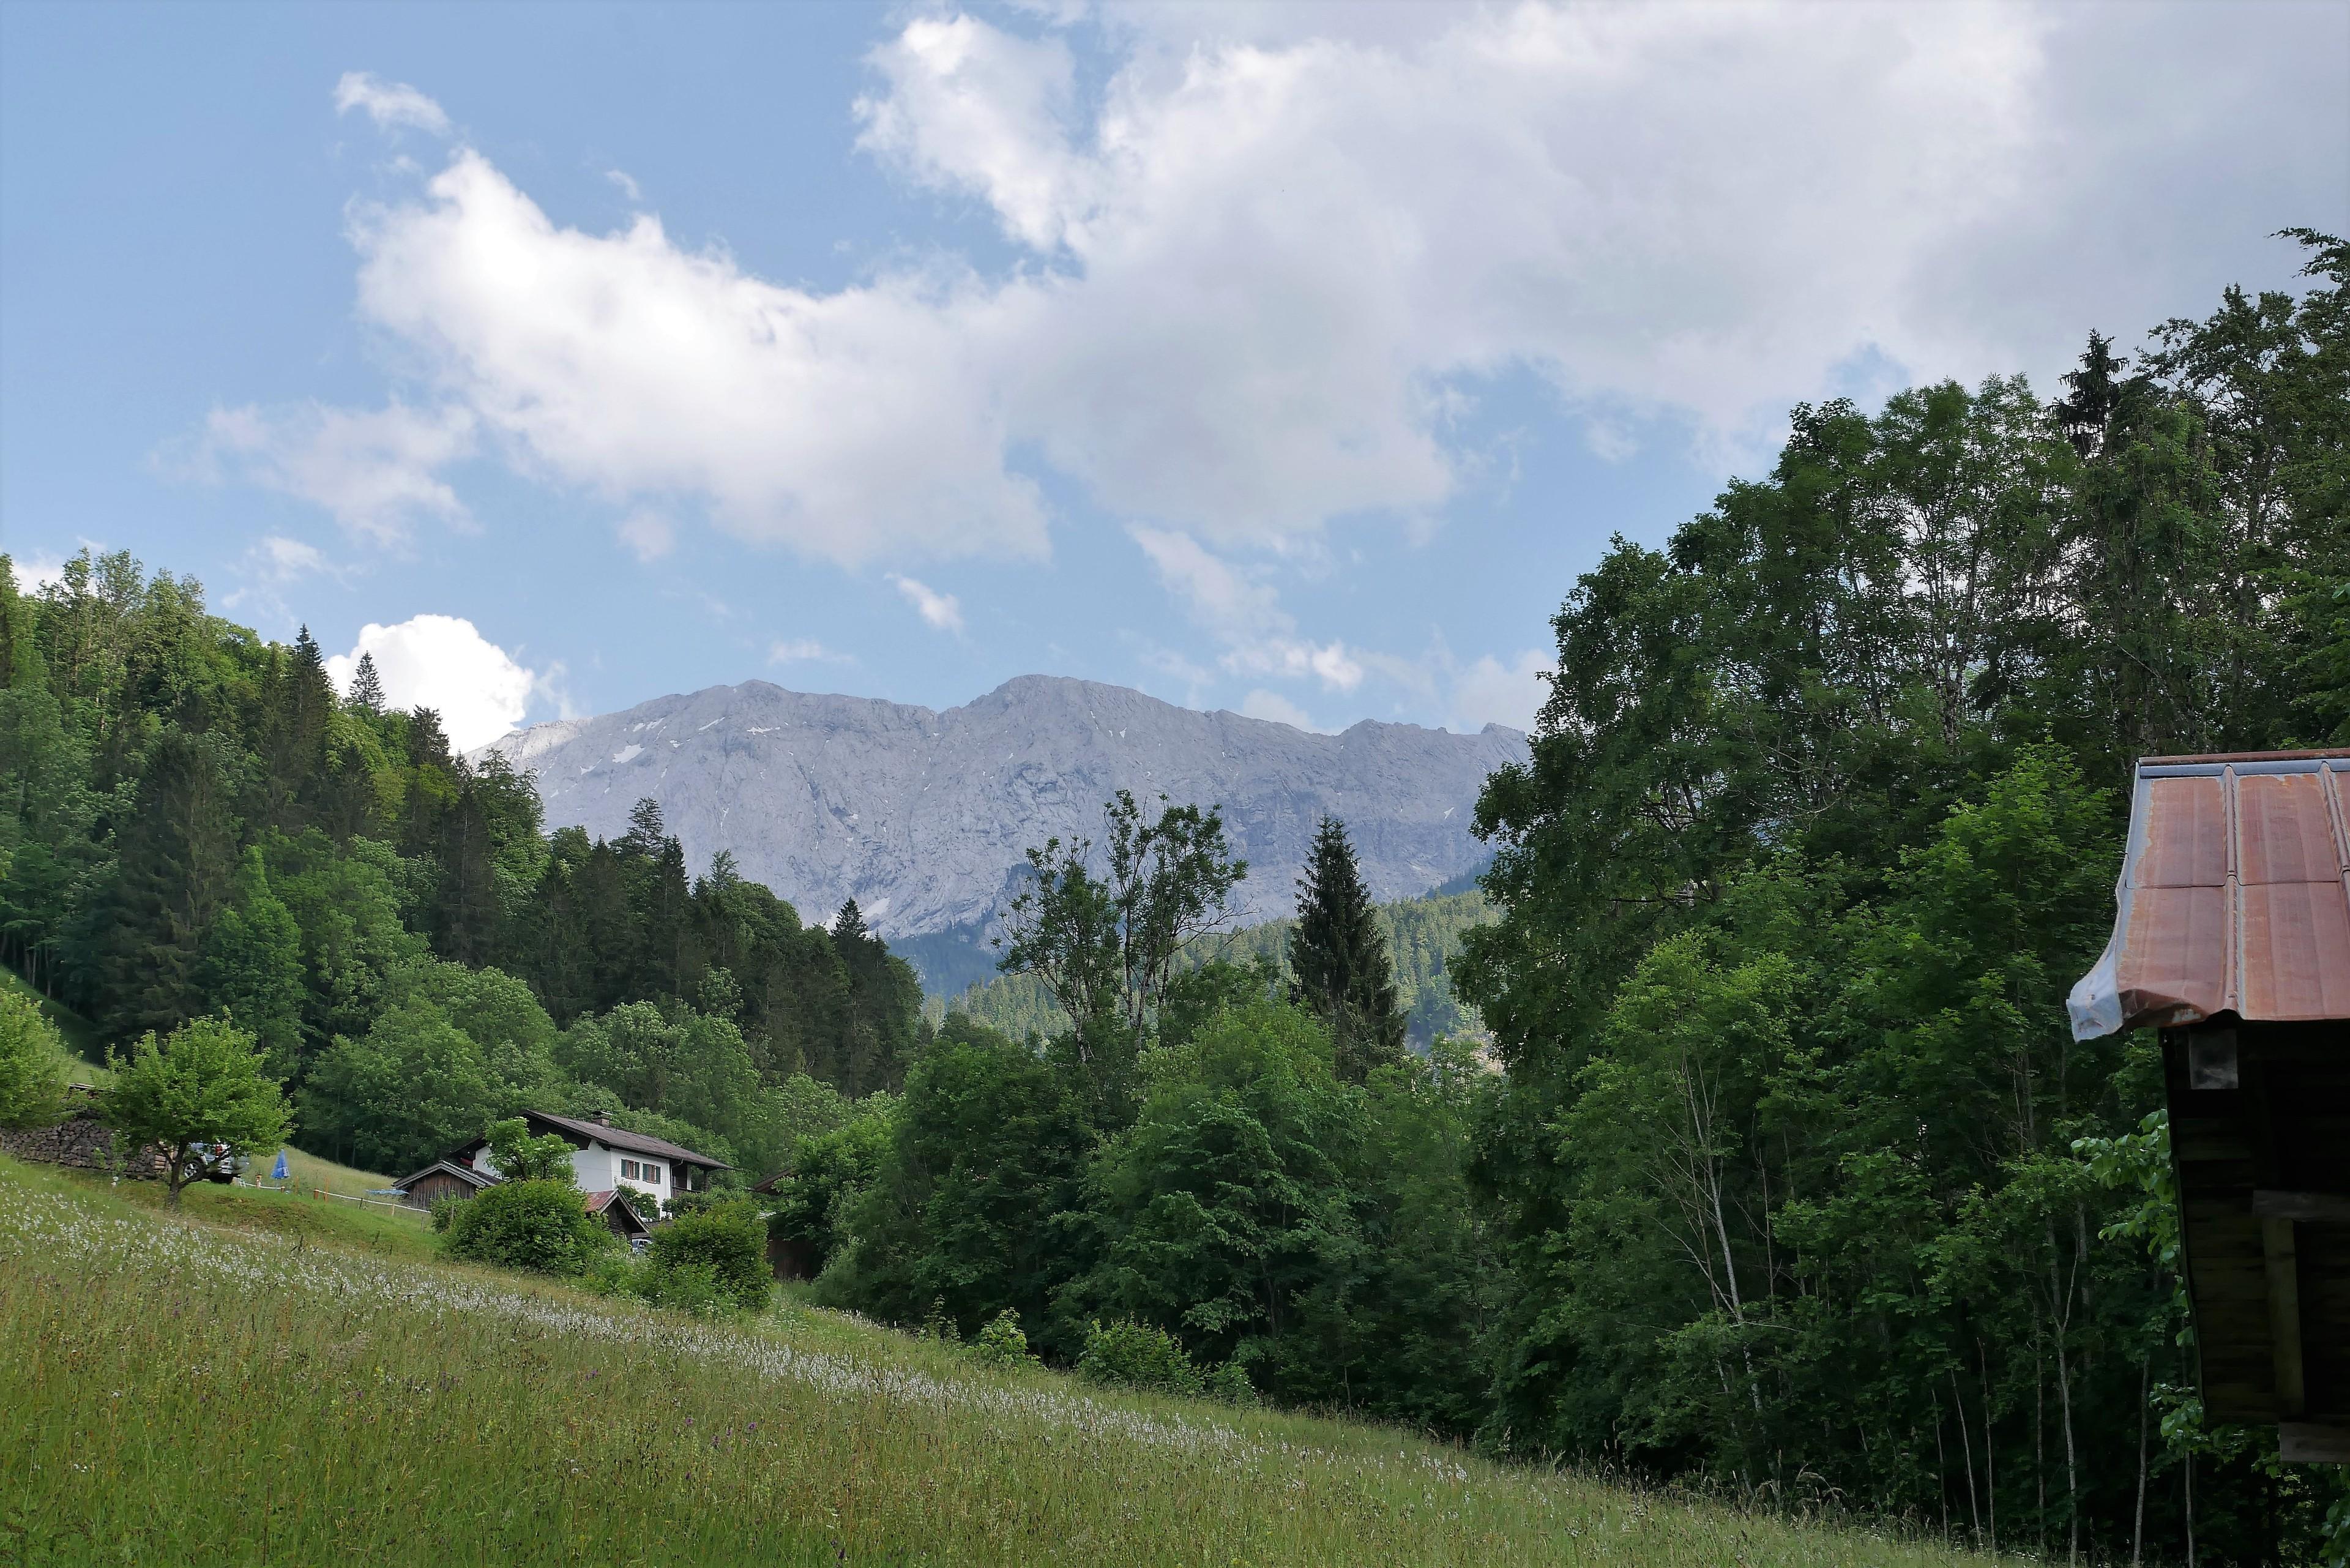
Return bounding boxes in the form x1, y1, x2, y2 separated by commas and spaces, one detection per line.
482, 1115, 578, 1183
102, 1014, 290, 1205
998, 790, 1247, 1108
1287, 817, 1406, 1081
0, 987, 70, 1129
299, 996, 513, 1175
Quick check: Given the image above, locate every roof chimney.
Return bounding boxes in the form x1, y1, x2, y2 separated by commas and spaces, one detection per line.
596, 1111, 611, 1127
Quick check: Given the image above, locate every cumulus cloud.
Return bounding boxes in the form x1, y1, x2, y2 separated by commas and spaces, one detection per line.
887, 573, 965, 633
335, 72, 452, 137
1451, 649, 1550, 734
196, 401, 475, 545
346, 151, 1046, 566
8, 552, 69, 592
326, 614, 540, 750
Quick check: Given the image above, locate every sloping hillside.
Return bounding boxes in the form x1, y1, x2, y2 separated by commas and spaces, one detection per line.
2, 1157, 1999, 1568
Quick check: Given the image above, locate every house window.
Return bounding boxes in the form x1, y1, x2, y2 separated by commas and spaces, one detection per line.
621, 1159, 640, 1180
643, 1163, 663, 1185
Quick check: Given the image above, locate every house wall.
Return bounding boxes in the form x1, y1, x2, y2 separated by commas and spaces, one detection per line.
401, 1170, 479, 1209
570, 1143, 621, 1193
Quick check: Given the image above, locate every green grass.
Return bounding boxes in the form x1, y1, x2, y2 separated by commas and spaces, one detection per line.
0, 1155, 2010, 1567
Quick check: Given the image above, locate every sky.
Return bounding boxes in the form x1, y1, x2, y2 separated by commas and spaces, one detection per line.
2, 2, 2343, 752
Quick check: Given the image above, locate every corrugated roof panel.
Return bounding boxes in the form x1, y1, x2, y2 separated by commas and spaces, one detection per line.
2070, 753, 2350, 1039
2237, 772, 2338, 884
2139, 774, 2229, 886
2240, 882, 2350, 1020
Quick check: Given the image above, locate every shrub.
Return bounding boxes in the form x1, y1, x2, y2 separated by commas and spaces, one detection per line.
442, 1179, 612, 1275
1201, 1357, 1260, 1407
1076, 1320, 1201, 1396
646, 1201, 769, 1313
0, 990, 69, 1131
967, 1308, 1037, 1368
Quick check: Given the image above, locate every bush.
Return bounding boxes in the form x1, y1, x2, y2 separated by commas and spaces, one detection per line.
1075, 1320, 1255, 1403
646, 1201, 769, 1312
442, 1179, 612, 1275
967, 1308, 1037, 1368
1076, 1320, 1201, 1396
0, 989, 69, 1131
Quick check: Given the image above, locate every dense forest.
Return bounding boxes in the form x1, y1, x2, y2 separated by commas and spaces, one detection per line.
3, 229, 2345, 1560
1455, 231, 2349, 1558
0, 566, 925, 1179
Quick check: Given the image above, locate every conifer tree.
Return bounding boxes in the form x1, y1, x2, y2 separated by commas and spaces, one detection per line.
346, 649, 386, 713
1287, 816, 1406, 1081
88, 726, 241, 1041
201, 848, 307, 1081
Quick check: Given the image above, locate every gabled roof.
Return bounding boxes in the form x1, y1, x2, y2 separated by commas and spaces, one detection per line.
2070, 752, 2350, 1038
520, 1109, 731, 1170
393, 1158, 496, 1192
584, 1189, 653, 1236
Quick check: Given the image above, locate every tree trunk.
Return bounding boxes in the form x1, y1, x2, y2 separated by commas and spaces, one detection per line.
1952, 1365, 1982, 1547
2132, 1353, 2149, 1566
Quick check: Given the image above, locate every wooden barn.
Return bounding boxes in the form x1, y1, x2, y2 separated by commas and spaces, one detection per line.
2069, 751, 2350, 1465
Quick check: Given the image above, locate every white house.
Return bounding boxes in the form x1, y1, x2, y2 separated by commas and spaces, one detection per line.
401, 1109, 731, 1224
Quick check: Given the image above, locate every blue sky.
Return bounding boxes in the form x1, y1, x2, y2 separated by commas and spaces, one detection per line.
3, 1, 2343, 750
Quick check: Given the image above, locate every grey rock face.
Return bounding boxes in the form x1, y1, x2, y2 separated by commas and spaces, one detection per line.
477, 674, 1525, 939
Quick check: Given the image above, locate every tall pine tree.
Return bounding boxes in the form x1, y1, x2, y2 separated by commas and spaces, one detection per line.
1287, 816, 1406, 1081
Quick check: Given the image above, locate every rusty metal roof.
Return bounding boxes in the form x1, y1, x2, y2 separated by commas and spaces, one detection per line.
2070, 752, 2350, 1039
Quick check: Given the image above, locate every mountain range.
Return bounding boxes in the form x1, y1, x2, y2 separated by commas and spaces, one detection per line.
477, 674, 1524, 993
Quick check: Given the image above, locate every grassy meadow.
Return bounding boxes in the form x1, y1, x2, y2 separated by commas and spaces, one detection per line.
0, 1154, 2013, 1568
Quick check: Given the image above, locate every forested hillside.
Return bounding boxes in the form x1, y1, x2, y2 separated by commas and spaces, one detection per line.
1457, 232, 2350, 1556
0, 567, 924, 1179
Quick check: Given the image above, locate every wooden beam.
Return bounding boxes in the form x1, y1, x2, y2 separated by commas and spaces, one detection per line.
2279, 1423, 2350, 1466
2251, 1189, 2350, 1222
2262, 1217, 2305, 1418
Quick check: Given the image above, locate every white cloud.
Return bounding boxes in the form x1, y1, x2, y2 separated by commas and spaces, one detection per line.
1451, 649, 1550, 734
606, 168, 643, 202
197, 401, 475, 545
9, 552, 68, 592
326, 614, 539, 750
335, 72, 452, 137
252, 536, 329, 580
769, 638, 848, 664
222, 20, 2341, 586
346, 151, 1046, 566
1130, 525, 1362, 691
617, 510, 675, 562
887, 573, 964, 633
1239, 689, 1320, 732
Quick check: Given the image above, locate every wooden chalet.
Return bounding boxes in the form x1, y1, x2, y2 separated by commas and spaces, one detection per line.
2068, 751, 2350, 1465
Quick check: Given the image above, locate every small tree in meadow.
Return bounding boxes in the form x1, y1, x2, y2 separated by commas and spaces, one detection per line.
102, 1015, 291, 1206
0, 988, 70, 1130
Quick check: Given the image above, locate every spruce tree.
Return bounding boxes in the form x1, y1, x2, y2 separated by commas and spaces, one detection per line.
1287, 816, 1406, 1081
89, 726, 241, 1040
346, 649, 386, 712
